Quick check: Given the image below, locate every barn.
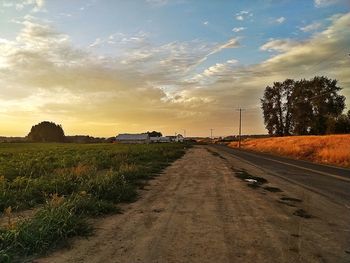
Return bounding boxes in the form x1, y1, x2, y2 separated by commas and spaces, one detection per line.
115, 133, 150, 144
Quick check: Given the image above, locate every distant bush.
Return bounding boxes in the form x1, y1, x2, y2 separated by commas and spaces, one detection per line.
27, 121, 65, 142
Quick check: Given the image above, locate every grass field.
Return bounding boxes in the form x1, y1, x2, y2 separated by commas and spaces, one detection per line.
0, 143, 187, 262
228, 134, 350, 168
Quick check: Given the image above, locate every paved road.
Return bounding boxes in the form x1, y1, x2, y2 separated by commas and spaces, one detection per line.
212, 145, 350, 207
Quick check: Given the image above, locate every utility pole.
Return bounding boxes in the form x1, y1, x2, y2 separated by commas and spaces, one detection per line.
210, 128, 214, 140
183, 129, 186, 138
236, 108, 244, 148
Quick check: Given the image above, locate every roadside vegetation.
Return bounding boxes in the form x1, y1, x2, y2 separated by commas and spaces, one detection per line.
229, 134, 350, 168
0, 143, 187, 262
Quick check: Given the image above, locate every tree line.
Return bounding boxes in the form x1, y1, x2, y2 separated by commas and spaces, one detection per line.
261, 76, 350, 136
26, 121, 165, 143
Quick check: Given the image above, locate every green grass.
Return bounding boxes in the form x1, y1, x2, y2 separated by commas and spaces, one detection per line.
0, 142, 188, 262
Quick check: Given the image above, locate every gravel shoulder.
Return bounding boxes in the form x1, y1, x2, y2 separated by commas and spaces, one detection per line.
35, 145, 350, 263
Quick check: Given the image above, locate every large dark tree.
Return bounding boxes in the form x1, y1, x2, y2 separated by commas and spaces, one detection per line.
292, 76, 345, 135
332, 110, 350, 134
291, 79, 316, 135
261, 76, 346, 136
27, 121, 65, 142
261, 79, 294, 136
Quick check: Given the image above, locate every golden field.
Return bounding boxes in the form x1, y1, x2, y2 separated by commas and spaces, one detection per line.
228, 134, 350, 168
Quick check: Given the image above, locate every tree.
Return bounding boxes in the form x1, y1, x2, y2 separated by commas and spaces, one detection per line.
27, 121, 65, 142
333, 110, 350, 134
290, 79, 314, 135
261, 79, 294, 136
307, 76, 345, 134
261, 76, 346, 136
147, 131, 162, 137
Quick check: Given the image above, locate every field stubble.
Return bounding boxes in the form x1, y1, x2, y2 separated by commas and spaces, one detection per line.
228, 134, 350, 167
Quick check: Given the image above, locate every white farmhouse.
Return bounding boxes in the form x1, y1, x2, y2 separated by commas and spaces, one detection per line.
166, 134, 184, 142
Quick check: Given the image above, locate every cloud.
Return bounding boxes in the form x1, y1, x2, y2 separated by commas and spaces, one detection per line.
218, 37, 240, 49
2, 0, 45, 12
235, 10, 253, 21
193, 37, 241, 68
203, 21, 209, 25
314, 0, 338, 7
275, 17, 286, 24
1, 13, 349, 137
299, 22, 322, 32
232, 27, 246, 32
184, 12, 350, 133
260, 39, 299, 52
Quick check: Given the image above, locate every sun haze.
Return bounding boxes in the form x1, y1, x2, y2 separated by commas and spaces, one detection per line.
0, 0, 349, 137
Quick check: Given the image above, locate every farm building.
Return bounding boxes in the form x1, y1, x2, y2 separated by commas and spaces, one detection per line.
167, 134, 184, 142
115, 133, 150, 144
150, 136, 171, 143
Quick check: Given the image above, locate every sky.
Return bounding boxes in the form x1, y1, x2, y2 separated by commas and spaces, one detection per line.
0, 0, 349, 137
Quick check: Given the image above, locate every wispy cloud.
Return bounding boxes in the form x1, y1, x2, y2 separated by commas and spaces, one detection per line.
2, 0, 45, 12
260, 39, 298, 52
314, 0, 339, 7
194, 37, 241, 68
235, 10, 253, 21
232, 27, 246, 32
275, 17, 286, 24
299, 22, 322, 32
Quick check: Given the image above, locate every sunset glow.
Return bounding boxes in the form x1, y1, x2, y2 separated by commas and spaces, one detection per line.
0, 0, 349, 137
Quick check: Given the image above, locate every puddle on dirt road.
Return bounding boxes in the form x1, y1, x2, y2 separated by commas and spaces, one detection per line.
293, 208, 313, 219
264, 186, 283, 193
277, 200, 297, 207
280, 197, 302, 203
278, 196, 303, 208
235, 170, 268, 185
233, 169, 315, 220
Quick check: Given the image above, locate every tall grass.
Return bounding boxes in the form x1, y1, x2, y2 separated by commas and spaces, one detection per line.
228, 134, 350, 167
0, 143, 188, 262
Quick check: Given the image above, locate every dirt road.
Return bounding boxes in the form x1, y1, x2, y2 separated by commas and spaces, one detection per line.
36, 146, 350, 263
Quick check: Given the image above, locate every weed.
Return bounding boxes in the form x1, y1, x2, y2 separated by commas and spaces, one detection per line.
0, 198, 91, 262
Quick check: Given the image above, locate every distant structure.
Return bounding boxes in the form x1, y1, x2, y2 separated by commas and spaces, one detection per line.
115, 133, 184, 144
115, 133, 150, 144
0, 137, 26, 143
150, 136, 171, 143
167, 134, 184, 142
